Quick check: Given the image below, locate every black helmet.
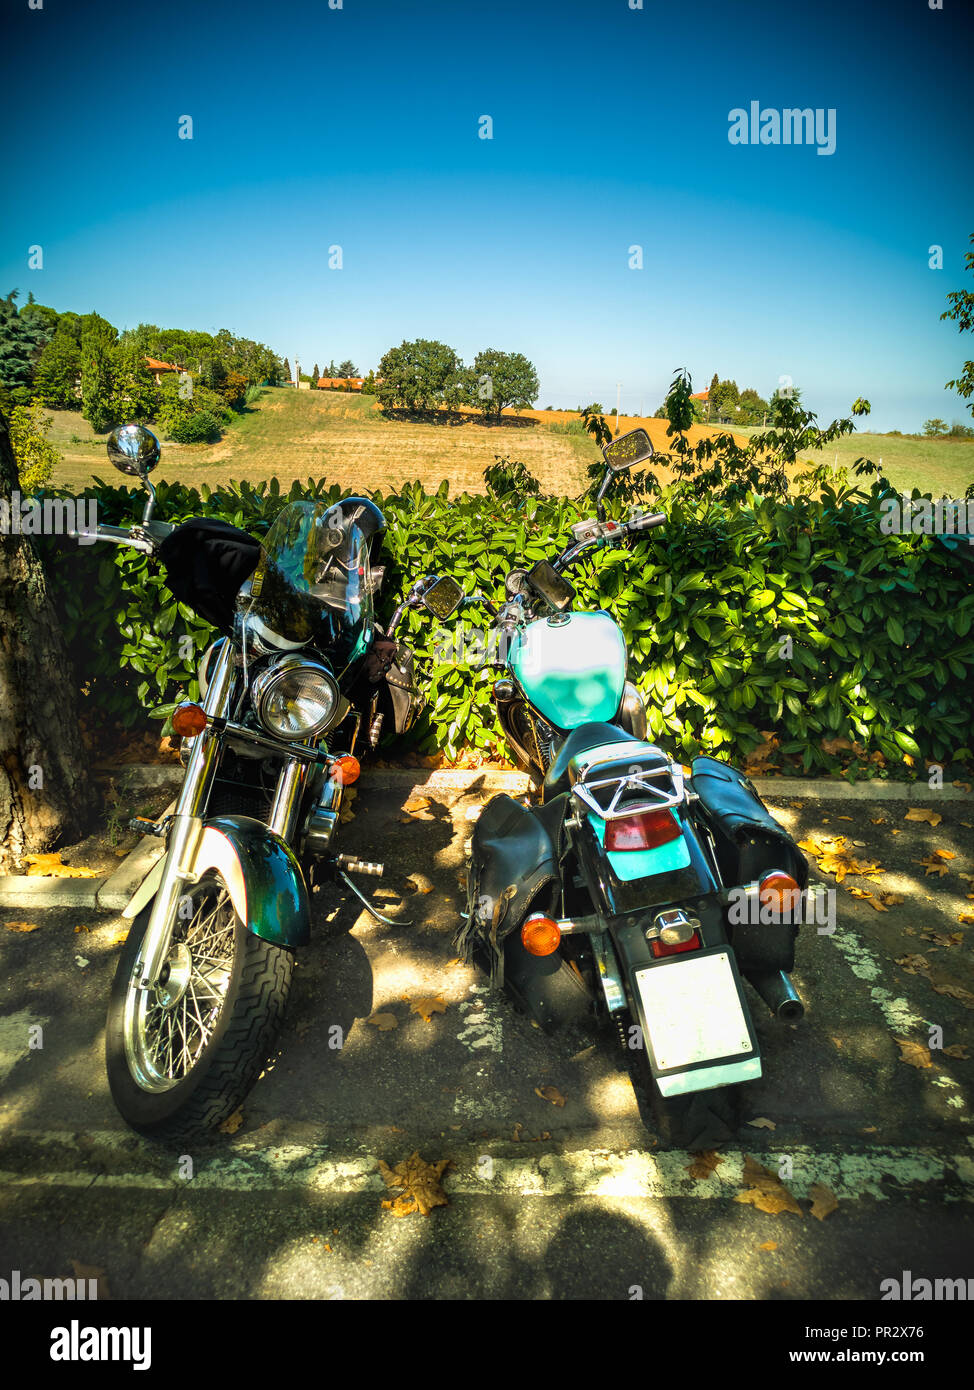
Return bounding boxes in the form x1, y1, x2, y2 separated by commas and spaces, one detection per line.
333, 496, 385, 543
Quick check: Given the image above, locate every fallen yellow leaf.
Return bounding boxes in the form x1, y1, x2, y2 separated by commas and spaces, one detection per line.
809, 1183, 839, 1221
534, 1084, 567, 1107
896, 954, 931, 975
686, 1150, 724, 1179
5, 921, 39, 933
218, 1109, 244, 1134
904, 807, 942, 826
377, 1151, 451, 1217
931, 980, 974, 1009
409, 996, 446, 1023
366, 1011, 399, 1031
734, 1156, 803, 1217
24, 854, 99, 878
405, 873, 434, 895
894, 1038, 932, 1069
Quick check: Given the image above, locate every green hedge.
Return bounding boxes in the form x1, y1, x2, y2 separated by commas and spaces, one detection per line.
41, 474, 974, 773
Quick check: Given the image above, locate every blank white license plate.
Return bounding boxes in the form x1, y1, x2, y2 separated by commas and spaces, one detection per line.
634, 951, 752, 1073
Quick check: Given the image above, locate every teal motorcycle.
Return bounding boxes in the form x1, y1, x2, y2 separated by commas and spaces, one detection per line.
419, 429, 809, 1148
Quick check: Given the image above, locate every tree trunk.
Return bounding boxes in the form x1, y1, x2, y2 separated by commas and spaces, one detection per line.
0, 409, 92, 870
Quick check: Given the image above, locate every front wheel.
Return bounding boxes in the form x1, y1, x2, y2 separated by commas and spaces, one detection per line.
106, 872, 293, 1143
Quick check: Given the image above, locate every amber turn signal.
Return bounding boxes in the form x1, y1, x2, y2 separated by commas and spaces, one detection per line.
330, 754, 361, 786
758, 870, 802, 918
521, 914, 561, 957
171, 702, 207, 738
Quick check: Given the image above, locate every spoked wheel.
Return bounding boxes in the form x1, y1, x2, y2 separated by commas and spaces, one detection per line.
106, 872, 293, 1144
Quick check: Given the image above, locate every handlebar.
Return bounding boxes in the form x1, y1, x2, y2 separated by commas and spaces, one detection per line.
625, 510, 666, 534
64, 519, 174, 554
553, 510, 665, 573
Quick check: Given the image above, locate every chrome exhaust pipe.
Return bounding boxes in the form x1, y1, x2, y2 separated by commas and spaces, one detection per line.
748, 970, 804, 1021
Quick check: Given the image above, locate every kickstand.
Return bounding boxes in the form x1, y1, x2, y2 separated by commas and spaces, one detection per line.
337, 869, 411, 926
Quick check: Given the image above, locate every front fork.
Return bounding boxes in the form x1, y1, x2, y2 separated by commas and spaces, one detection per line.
135, 639, 235, 989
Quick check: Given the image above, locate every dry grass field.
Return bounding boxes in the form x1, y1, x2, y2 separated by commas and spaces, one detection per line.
42, 388, 971, 500
44, 390, 596, 496
44, 389, 743, 498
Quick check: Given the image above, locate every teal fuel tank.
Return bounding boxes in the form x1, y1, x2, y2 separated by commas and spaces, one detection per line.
509, 611, 627, 730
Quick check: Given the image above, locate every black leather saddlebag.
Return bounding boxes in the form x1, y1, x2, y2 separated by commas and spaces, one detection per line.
690, 756, 807, 973
456, 794, 565, 962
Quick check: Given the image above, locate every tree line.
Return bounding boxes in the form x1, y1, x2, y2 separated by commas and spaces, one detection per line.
653, 373, 800, 427
0, 291, 286, 442
371, 339, 539, 420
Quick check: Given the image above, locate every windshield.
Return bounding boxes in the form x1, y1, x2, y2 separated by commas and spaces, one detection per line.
244, 499, 374, 662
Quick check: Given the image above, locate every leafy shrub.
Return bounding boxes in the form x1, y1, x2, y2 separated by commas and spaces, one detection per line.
483, 454, 542, 501
38, 466, 974, 772
166, 410, 223, 444
9, 403, 61, 491
156, 376, 229, 441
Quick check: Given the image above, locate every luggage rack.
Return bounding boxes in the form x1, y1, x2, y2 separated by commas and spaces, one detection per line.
572, 756, 687, 822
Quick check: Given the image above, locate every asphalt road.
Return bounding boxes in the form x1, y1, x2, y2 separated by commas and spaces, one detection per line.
1, 778, 972, 1302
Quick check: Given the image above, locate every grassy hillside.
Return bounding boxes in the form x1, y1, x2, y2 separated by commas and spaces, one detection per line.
44, 389, 600, 496
42, 388, 974, 500
736, 425, 974, 497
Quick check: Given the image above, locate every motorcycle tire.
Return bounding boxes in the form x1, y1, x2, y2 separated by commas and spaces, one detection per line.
105, 871, 293, 1144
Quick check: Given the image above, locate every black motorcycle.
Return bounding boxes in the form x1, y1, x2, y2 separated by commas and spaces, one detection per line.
73, 424, 418, 1142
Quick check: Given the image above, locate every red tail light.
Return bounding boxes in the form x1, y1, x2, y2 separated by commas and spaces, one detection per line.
651, 931, 701, 958
605, 807, 682, 852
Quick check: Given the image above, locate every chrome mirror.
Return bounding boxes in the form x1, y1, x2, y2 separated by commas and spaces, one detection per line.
602, 427, 654, 472
422, 575, 464, 620
107, 423, 161, 478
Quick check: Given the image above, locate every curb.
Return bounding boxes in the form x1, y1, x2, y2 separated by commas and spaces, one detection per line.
92, 761, 974, 801
2, 765, 970, 911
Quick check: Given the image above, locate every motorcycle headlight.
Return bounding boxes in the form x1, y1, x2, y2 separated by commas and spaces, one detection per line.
251, 655, 341, 740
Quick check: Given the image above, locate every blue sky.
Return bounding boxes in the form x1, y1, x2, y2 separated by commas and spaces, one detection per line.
2, 0, 972, 430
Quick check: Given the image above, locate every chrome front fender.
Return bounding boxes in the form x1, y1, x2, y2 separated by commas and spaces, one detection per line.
122, 814, 311, 949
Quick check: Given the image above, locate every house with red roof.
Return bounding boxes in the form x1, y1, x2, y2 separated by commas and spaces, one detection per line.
145, 358, 183, 385
318, 376, 365, 391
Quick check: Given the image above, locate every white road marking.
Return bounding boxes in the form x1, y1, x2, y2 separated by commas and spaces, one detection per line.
456, 987, 503, 1055
826, 918, 968, 1119
0, 1133, 971, 1199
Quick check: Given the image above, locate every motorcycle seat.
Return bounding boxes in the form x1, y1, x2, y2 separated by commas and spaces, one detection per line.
542, 722, 655, 801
